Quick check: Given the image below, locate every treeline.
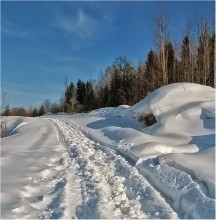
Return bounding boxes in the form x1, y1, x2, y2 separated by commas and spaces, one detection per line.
1, 13, 214, 116
62, 14, 214, 113
1, 100, 62, 117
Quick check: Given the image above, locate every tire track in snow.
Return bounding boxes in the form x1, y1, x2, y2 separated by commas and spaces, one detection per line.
52, 118, 179, 219
164, 158, 211, 198
136, 157, 215, 219
54, 127, 82, 219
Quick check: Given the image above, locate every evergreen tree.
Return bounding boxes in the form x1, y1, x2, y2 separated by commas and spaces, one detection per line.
76, 79, 86, 105
122, 62, 135, 105
109, 56, 136, 106
146, 50, 161, 90
181, 36, 191, 82
109, 70, 124, 106
64, 82, 77, 113
134, 63, 146, 103
85, 81, 95, 111
102, 84, 110, 107
166, 42, 175, 84
38, 105, 45, 116
32, 107, 38, 117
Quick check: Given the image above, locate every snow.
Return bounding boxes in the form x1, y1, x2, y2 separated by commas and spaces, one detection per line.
88, 105, 130, 118
1, 117, 64, 218
42, 112, 53, 116
1, 83, 215, 219
136, 156, 215, 219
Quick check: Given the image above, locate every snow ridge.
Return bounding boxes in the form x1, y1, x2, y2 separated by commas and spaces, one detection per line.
137, 157, 215, 219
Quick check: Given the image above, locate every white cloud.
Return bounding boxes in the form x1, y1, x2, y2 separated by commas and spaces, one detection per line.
55, 8, 100, 38
52, 54, 88, 63
2, 21, 29, 38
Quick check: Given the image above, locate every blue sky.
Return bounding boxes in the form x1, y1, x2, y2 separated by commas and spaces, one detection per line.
1, 1, 214, 108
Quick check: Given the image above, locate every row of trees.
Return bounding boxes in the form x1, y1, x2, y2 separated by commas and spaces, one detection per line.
62, 14, 214, 112
63, 79, 96, 112
152, 13, 214, 87
1, 100, 62, 117
1, 13, 214, 117
61, 13, 214, 113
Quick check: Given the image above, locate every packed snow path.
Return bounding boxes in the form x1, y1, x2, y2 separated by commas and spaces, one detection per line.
51, 118, 178, 219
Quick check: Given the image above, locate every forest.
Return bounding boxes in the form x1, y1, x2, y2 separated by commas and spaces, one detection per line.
2, 13, 215, 116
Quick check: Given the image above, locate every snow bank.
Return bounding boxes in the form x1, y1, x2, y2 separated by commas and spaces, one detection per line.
42, 112, 53, 116
88, 105, 130, 118
2, 116, 31, 136
119, 83, 215, 136
1, 117, 63, 218
136, 157, 215, 219
120, 83, 214, 118
116, 82, 215, 167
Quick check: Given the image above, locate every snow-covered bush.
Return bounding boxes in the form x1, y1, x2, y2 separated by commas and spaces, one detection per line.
138, 112, 157, 127
1, 117, 8, 137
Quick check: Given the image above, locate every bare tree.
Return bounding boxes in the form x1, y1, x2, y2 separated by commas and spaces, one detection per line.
1, 90, 7, 111
153, 11, 169, 85
1, 90, 8, 137
43, 99, 52, 113
195, 16, 213, 86
202, 26, 211, 85
62, 75, 68, 112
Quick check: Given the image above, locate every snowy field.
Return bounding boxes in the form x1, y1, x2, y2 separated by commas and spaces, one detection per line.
1, 83, 215, 219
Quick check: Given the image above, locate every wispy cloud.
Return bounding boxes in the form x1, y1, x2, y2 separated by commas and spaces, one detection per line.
2, 21, 29, 38
52, 54, 88, 63
54, 8, 101, 38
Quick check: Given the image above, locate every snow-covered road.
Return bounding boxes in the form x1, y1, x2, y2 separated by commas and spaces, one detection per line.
2, 117, 177, 219
1, 116, 215, 219
51, 118, 179, 219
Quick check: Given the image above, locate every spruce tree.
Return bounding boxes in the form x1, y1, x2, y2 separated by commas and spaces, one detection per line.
85, 81, 95, 110
166, 42, 175, 84
146, 50, 161, 90
64, 82, 77, 113
76, 79, 86, 105
102, 85, 110, 107
32, 107, 38, 117
181, 36, 191, 82
38, 105, 45, 116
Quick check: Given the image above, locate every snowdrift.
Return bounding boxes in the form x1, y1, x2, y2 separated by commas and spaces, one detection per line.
88, 105, 130, 118
1, 116, 31, 136
119, 83, 215, 135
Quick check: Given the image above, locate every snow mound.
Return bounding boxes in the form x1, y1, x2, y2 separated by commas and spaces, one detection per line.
56, 112, 71, 115
88, 105, 130, 118
120, 83, 214, 118
2, 116, 31, 136
119, 83, 215, 136
12, 122, 28, 133
42, 112, 53, 116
